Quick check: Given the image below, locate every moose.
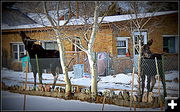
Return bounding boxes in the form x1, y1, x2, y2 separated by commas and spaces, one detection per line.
140, 39, 167, 99
19, 31, 62, 90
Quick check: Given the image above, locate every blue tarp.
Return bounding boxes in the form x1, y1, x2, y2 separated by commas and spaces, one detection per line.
20, 55, 30, 72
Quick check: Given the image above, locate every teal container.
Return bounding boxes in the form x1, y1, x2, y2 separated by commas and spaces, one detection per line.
21, 55, 30, 72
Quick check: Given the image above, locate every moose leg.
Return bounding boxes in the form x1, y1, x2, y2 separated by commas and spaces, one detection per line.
146, 75, 151, 98
51, 67, 59, 89
33, 71, 37, 90
150, 75, 156, 92
52, 68, 58, 89
52, 74, 58, 90
141, 73, 145, 101
38, 71, 43, 84
160, 73, 167, 97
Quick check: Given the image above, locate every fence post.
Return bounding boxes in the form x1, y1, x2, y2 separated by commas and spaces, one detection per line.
155, 57, 160, 95
35, 54, 40, 77
155, 57, 163, 110
130, 67, 135, 111
23, 61, 28, 111
102, 91, 107, 111
137, 39, 142, 102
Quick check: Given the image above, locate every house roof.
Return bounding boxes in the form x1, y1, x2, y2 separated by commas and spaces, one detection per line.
2, 7, 37, 26
2, 10, 177, 30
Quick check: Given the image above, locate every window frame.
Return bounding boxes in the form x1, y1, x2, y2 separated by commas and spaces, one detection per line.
42, 40, 58, 50
10, 42, 26, 61
162, 35, 179, 54
116, 37, 130, 57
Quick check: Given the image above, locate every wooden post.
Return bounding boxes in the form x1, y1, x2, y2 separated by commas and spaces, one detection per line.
130, 67, 135, 111
137, 39, 142, 101
102, 91, 107, 111
155, 57, 160, 96
23, 61, 28, 111
155, 57, 162, 110
35, 54, 40, 75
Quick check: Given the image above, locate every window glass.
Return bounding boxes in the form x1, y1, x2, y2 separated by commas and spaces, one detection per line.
14, 53, 18, 59
117, 48, 126, 55
45, 42, 58, 50
19, 45, 24, 52
117, 40, 126, 47
163, 37, 176, 53
13, 45, 18, 52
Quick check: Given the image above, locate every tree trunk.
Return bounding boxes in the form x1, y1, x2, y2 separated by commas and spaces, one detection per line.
87, 52, 97, 97
86, 2, 99, 98
56, 37, 72, 95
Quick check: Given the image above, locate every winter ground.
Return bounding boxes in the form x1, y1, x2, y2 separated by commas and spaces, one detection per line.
1, 67, 179, 97
1, 67, 179, 111
2, 90, 162, 111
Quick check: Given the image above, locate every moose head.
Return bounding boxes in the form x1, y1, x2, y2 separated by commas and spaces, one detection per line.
141, 39, 153, 58
19, 31, 37, 51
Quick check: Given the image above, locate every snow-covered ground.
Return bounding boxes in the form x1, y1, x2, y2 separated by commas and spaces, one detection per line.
2, 90, 162, 111
1, 67, 179, 97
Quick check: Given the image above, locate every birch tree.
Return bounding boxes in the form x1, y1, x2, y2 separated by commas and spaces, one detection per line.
41, 1, 73, 96
63, 1, 114, 98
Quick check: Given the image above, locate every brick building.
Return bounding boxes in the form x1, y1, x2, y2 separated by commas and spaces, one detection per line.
1, 9, 178, 74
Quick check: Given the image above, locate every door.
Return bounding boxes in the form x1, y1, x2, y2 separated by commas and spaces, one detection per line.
133, 31, 148, 72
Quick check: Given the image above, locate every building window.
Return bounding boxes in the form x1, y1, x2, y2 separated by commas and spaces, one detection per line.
42, 41, 58, 50
11, 43, 26, 61
72, 37, 81, 52
116, 37, 129, 57
163, 35, 178, 53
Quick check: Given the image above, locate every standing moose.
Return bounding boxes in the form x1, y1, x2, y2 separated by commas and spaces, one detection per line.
141, 39, 167, 99
19, 31, 62, 90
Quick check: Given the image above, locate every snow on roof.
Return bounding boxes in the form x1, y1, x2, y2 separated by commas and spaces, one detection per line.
101, 10, 177, 23
27, 9, 69, 26
2, 10, 177, 30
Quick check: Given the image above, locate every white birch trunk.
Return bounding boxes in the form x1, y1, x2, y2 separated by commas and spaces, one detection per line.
87, 2, 99, 97
55, 31, 71, 95
43, 2, 72, 95
87, 52, 97, 97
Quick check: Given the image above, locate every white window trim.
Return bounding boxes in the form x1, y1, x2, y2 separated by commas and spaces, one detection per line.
116, 37, 130, 57
10, 42, 26, 61
162, 35, 178, 37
